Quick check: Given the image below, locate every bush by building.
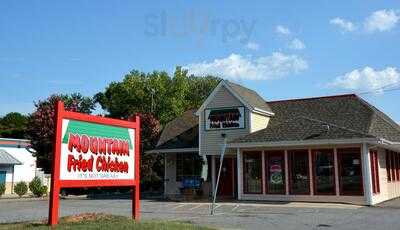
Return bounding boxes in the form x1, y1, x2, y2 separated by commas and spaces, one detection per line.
14, 182, 28, 197
0, 183, 5, 197
29, 176, 47, 197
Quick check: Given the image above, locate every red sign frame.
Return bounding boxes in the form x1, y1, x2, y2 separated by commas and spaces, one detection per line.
48, 101, 140, 226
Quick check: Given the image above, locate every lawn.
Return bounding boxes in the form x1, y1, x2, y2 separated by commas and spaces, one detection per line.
0, 213, 216, 230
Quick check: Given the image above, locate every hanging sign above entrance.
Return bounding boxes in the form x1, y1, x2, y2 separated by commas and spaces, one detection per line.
205, 107, 245, 130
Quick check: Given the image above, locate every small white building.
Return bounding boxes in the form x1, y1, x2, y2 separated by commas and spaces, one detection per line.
0, 138, 37, 195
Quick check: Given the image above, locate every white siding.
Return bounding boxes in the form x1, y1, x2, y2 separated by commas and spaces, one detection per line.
1, 147, 36, 183
250, 112, 269, 133
200, 86, 250, 156
371, 148, 400, 204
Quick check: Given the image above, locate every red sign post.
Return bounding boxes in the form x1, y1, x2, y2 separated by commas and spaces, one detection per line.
48, 101, 140, 226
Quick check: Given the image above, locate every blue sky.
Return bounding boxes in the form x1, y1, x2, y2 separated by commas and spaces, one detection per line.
1, 1, 400, 122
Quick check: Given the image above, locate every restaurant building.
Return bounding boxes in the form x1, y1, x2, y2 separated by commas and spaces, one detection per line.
148, 80, 400, 205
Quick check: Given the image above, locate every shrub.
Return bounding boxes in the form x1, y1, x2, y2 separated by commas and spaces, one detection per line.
29, 177, 47, 197
41, 186, 48, 196
0, 183, 5, 197
14, 182, 28, 197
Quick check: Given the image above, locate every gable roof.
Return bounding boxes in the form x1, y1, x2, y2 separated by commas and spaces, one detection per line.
233, 94, 400, 143
0, 149, 22, 165
225, 81, 273, 114
156, 109, 198, 147
196, 80, 274, 116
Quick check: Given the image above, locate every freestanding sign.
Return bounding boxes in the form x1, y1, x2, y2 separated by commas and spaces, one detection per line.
48, 101, 140, 226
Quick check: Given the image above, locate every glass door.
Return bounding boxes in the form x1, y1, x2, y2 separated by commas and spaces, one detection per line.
338, 148, 363, 196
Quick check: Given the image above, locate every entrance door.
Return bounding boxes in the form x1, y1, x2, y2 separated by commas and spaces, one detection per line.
216, 158, 236, 197
338, 148, 363, 195
0, 171, 6, 184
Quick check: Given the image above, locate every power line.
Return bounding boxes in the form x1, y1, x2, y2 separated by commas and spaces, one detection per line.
358, 83, 400, 95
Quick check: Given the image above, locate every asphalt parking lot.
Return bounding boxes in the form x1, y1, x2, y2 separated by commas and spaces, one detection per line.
1, 198, 400, 230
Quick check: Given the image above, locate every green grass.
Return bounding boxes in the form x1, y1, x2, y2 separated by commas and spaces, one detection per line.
0, 214, 216, 230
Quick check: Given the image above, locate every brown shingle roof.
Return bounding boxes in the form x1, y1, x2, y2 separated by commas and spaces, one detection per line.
156, 109, 198, 147
233, 94, 400, 143
154, 89, 400, 149
226, 81, 273, 114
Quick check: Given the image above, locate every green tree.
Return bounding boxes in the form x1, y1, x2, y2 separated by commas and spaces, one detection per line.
26, 93, 95, 172
95, 67, 219, 126
0, 112, 28, 138
95, 67, 219, 188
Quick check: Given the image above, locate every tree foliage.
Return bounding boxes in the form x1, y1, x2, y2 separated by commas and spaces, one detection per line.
27, 93, 95, 172
0, 112, 28, 138
95, 67, 220, 188
95, 67, 220, 126
135, 112, 162, 184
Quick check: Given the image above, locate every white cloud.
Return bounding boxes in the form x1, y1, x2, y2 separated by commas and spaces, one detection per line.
364, 9, 400, 32
329, 67, 400, 93
245, 42, 260, 51
288, 38, 306, 50
184, 52, 308, 81
276, 25, 291, 35
330, 17, 356, 32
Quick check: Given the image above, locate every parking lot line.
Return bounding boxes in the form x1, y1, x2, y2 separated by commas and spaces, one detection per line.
172, 203, 189, 210
189, 204, 205, 210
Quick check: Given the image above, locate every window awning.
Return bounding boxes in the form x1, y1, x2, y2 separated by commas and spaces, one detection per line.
0, 149, 22, 165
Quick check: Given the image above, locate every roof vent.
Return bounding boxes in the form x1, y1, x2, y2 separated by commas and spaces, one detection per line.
322, 124, 330, 131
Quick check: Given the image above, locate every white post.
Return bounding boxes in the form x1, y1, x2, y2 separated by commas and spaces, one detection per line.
211, 139, 227, 215
362, 143, 373, 205
236, 148, 242, 200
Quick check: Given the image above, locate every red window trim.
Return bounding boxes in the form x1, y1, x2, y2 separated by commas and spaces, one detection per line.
242, 151, 263, 195
370, 150, 380, 194
391, 151, 396, 182
386, 150, 392, 182
393, 153, 400, 181
312, 149, 336, 195
264, 150, 286, 195
288, 149, 310, 195
337, 148, 364, 196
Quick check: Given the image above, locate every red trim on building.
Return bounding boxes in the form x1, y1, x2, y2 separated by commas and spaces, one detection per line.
370, 150, 380, 194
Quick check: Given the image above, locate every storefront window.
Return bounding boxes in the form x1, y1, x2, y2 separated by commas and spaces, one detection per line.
265, 151, 285, 194
313, 149, 335, 195
176, 153, 203, 182
289, 150, 310, 195
338, 148, 363, 195
243, 152, 262, 194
